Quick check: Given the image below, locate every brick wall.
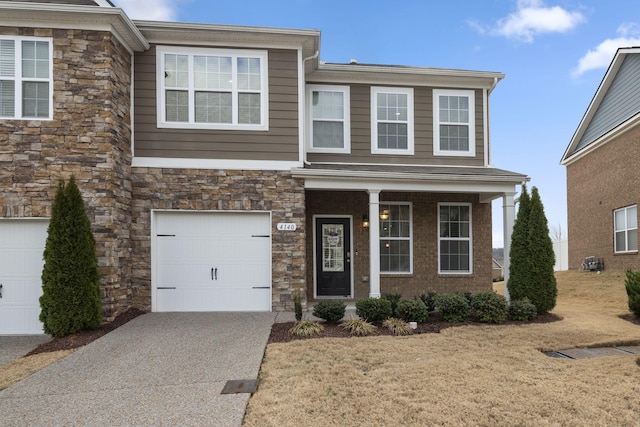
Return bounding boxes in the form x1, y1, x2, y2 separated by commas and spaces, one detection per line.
566, 123, 640, 270
0, 27, 133, 320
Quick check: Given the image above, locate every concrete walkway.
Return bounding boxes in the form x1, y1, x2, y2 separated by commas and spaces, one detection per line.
0, 312, 275, 427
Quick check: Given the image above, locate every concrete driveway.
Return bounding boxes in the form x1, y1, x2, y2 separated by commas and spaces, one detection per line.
0, 312, 277, 427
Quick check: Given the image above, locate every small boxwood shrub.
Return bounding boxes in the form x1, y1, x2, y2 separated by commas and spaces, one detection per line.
508, 298, 537, 321
419, 291, 437, 312
471, 291, 507, 323
312, 300, 346, 323
381, 293, 402, 316
382, 317, 413, 336
625, 270, 640, 316
396, 298, 429, 323
355, 297, 393, 323
434, 293, 470, 322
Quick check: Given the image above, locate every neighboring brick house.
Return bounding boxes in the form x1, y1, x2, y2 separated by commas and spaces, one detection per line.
0, 0, 527, 334
561, 47, 640, 271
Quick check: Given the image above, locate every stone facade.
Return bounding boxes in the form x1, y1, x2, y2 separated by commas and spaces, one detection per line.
305, 190, 493, 301
130, 169, 307, 311
0, 27, 133, 320
566, 123, 640, 271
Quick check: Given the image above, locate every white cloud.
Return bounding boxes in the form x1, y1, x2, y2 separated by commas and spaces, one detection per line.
489, 0, 585, 43
572, 23, 640, 77
113, 0, 180, 21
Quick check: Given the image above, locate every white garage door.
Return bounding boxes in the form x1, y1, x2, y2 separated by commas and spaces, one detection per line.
0, 219, 48, 335
154, 211, 271, 312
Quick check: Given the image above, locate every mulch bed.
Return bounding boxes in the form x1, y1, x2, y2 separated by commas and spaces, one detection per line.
268, 312, 562, 344
620, 313, 640, 326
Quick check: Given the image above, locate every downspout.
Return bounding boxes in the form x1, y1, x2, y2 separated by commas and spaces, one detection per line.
300, 50, 319, 165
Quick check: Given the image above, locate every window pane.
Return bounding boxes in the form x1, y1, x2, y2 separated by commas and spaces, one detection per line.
313, 91, 343, 120
22, 81, 48, 117
238, 93, 260, 124
237, 57, 261, 91
378, 123, 408, 150
194, 55, 232, 90
377, 92, 407, 122
628, 206, 637, 229
22, 41, 49, 79
0, 40, 15, 77
440, 124, 469, 151
165, 90, 188, 122
313, 121, 344, 148
440, 95, 469, 124
628, 229, 638, 251
380, 240, 410, 273
195, 91, 232, 123
0, 80, 15, 116
615, 209, 626, 231
164, 54, 189, 88
616, 231, 626, 252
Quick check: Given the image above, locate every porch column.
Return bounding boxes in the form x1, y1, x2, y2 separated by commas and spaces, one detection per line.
502, 192, 516, 303
368, 190, 381, 298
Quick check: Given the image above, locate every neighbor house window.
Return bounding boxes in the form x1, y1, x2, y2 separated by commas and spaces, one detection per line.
379, 203, 412, 273
614, 205, 638, 253
157, 46, 268, 130
433, 89, 475, 156
438, 203, 472, 273
371, 87, 414, 155
307, 84, 350, 153
0, 36, 52, 120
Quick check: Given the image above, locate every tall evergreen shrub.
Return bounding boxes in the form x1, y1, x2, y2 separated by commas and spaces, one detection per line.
40, 176, 102, 337
507, 184, 531, 302
625, 270, 640, 316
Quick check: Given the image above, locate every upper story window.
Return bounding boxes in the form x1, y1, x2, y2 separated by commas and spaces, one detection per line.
0, 36, 52, 120
157, 46, 268, 131
307, 84, 350, 153
379, 203, 413, 274
433, 89, 475, 157
371, 87, 414, 155
614, 205, 638, 253
438, 203, 472, 274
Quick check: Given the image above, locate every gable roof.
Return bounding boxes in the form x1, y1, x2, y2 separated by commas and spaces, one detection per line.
561, 47, 640, 165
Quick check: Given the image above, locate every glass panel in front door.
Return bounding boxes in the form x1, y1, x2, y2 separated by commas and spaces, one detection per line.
322, 223, 344, 272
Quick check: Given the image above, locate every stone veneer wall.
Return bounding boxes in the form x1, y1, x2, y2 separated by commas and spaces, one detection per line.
130, 169, 306, 311
0, 27, 133, 321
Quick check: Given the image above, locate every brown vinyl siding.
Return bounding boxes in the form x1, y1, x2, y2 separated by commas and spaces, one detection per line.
133, 46, 299, 161
307, 86, 485, 166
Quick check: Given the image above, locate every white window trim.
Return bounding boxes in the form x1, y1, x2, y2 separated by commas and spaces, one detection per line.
437, 202, 473, 274
371, 86, 414, 155
0, 36, 53, 120
614, 205, 638, 253
156, 45, 269, 131
379, 202, 413, 274
306, 84, 350, 153
433, 89, 475, 157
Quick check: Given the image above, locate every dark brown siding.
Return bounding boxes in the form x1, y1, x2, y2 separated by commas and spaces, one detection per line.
133, 46, 299, 161
566, 123, 640, 270
307, 86, 485, 166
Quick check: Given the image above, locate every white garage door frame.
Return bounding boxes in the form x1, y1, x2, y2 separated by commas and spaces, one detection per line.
150, 209, 273, 312
0, 218, 49, 335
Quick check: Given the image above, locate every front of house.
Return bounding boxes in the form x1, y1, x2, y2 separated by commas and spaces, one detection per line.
0, 0, 527, 334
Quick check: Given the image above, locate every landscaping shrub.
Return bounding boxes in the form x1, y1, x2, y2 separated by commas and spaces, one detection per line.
471, 291, 507, 323
624, 270, 640, 316
289, 320, 324, 337
39, 176, 102, 338
340, 317, 376, 336
312, 300, 346, 323
381, 293, 402, 316
434, 293, 470, 322
382, 318, 413, 336
493, 275, 504, 282
396, 298, 429, 323
355, 297, 393, 323
419, 291, 437, 312
508, 298, 538, 321
293, 290, 303, 321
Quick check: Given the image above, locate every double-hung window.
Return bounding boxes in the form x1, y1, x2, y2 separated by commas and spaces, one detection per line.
379, 203, 412, 273
307, 84, 350, 153
438, 203, 472, 273
433, 89, 475, 156
614, 205, 638, 253
157, 46, 268, 130
371, 87, 414, 155
0, 36, 52, 120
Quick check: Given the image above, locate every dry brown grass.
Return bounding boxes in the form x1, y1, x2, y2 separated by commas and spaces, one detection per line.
0, 349, 74, 391
244, 271, 640, 426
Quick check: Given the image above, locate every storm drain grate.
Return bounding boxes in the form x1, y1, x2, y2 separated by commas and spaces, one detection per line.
544, 345, 640, 359
221, 379, 258, 394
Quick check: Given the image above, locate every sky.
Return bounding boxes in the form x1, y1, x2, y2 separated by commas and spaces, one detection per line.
113, 0, 640, 247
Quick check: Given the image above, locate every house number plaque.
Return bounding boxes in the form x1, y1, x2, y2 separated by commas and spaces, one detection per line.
277, 223, 297, 231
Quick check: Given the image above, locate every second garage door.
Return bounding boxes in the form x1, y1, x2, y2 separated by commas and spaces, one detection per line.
154, 211, 272, 312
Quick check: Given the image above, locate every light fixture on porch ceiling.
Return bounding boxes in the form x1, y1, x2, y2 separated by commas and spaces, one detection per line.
362, 214, 369, 229
379, 209, 389, 221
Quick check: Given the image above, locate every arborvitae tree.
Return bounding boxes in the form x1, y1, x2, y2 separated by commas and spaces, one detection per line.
40, 176, 102, 337
507, 184, 531, 303
527, 187, 557, 314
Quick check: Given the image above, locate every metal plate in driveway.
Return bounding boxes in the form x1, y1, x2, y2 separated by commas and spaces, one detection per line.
221, 379, 258, 394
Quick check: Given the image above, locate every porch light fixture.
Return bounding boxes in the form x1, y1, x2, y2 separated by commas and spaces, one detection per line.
362, 214, 369, 229
379, 209, 389, 221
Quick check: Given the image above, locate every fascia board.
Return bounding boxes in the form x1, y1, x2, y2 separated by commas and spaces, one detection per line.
0, 2, 149, 52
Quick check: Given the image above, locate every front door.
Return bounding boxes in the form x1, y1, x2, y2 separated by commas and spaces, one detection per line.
315, 217, 351, 297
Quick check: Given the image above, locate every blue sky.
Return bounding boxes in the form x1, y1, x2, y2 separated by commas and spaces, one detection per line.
114, 0, 640, 247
